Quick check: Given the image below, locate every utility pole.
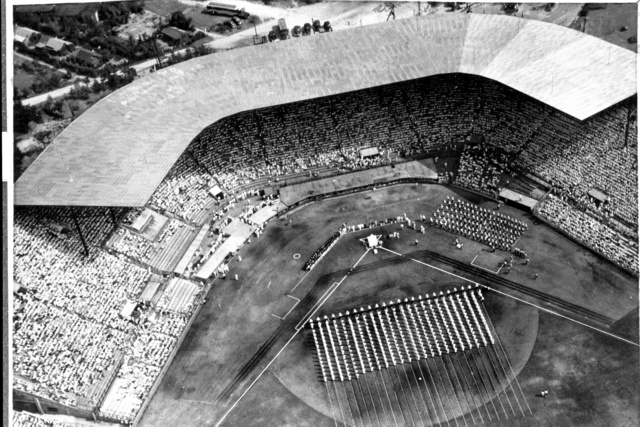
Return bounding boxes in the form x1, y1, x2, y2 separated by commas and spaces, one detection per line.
624, 106, 635, 148
150, 35, 162, 71
70, 208, 89, 257
387, 3, 396, 21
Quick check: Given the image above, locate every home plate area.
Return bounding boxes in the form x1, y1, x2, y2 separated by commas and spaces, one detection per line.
306, 287, 531, 426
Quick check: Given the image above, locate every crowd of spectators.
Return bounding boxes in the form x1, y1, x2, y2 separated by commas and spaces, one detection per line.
145, 75, 636, 273
130, 330, 176, 367
13, 290, 128, 406
12, 412, 65, 427
99, 356, 161, 421
20, 206, 126, 247
304, 231, 344, 271
12, 73, 638, 422
149, 155, 218, 223
110, 218, 187, 264
537, 195, 638, 274
516, 105, 638, 229
13, 210, 199, 420
454, 142, 505, 198
430, 197, 527, 250
151, 75, 482, 222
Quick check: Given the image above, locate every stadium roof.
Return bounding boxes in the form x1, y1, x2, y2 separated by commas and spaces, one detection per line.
15, 13, 637, 207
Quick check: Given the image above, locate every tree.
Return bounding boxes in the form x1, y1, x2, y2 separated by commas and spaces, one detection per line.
169, 11, 194, 32
14, 100, 40, 134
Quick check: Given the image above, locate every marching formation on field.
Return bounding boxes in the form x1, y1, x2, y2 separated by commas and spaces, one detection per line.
430, 197, 527, 251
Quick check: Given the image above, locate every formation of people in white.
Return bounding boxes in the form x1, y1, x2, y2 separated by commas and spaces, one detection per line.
308, 286, 493, 381
143, 74, 636, 275
12, 74, 638, 422
430, 197, 527, 251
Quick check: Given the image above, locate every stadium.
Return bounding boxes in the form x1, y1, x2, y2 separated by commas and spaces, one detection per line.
12, 12, 639, 427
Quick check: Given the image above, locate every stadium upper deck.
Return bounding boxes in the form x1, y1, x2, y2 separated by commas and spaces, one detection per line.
14, 13, 637, 207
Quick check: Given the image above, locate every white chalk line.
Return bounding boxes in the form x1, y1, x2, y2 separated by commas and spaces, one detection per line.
290, 269, 312, 293
281, 295, 301, 320
216, 248, 371, 427
380, 247, 477, 285
470, 253, 502, 274
296, 248, 371, 331
482, 285, 640, 348
381, 247, 638, 347
214, 330, 301, 427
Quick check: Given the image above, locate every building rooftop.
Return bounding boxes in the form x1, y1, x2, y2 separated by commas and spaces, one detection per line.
14, 13, 637, 207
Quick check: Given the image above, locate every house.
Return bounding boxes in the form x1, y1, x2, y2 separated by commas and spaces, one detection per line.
44, 37, 75, 55
161, 26, 191, 46
14, 26, 41, 47
71, 47, 102, 68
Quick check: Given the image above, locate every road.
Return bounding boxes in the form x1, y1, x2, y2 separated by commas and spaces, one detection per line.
20, 2, 443, 104
15, 52, 58, 70
21, 78, 96, 107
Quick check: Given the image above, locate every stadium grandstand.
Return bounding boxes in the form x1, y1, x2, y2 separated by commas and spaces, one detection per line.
12, 13, 637, 426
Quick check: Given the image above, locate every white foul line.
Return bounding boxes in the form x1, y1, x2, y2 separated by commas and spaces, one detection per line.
381, 246, 639, 347
380, 247, 478, 285
482, 285, 640, 348
296, 248, 371, 330
290, 269, 312, 293
215, 329, 301, 427
281, 295, 301, 320
215, 248, 371, 427
470, 253, 502, 274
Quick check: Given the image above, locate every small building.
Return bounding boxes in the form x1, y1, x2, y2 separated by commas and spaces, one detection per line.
14, 26, 41, 47
588, 188, 610, 206
359, 147, 380, 159
209, 185, 224, 199
44, 37, 75, 54
70, 47, 101, 67
161, 26, 191, 46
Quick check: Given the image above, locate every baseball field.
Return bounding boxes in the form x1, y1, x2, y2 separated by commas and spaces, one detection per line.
140, 183, 638, 427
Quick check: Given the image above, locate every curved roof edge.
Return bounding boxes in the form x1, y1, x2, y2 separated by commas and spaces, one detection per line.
15, 13, 637, 207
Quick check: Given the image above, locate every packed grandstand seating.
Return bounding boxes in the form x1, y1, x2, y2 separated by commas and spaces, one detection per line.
152, 76, 636, 238
12, 411, 65, 427
431, 197, 527, 250
12, 211, 197, 418
537, 194, 639, 274
12, 73, 639, 423
109, 217, 195, 270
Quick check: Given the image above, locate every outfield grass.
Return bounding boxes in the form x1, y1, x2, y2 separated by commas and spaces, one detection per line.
140, 183, 638, 427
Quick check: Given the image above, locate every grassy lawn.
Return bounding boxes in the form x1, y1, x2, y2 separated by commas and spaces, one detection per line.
143, 0, 186, 18
139, 183, 638, 427
13, 68, 37, 91
584, 3, 638, 52
13, 54, 69, 97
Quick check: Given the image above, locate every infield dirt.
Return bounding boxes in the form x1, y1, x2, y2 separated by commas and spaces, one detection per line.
140, 183, 638, 427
